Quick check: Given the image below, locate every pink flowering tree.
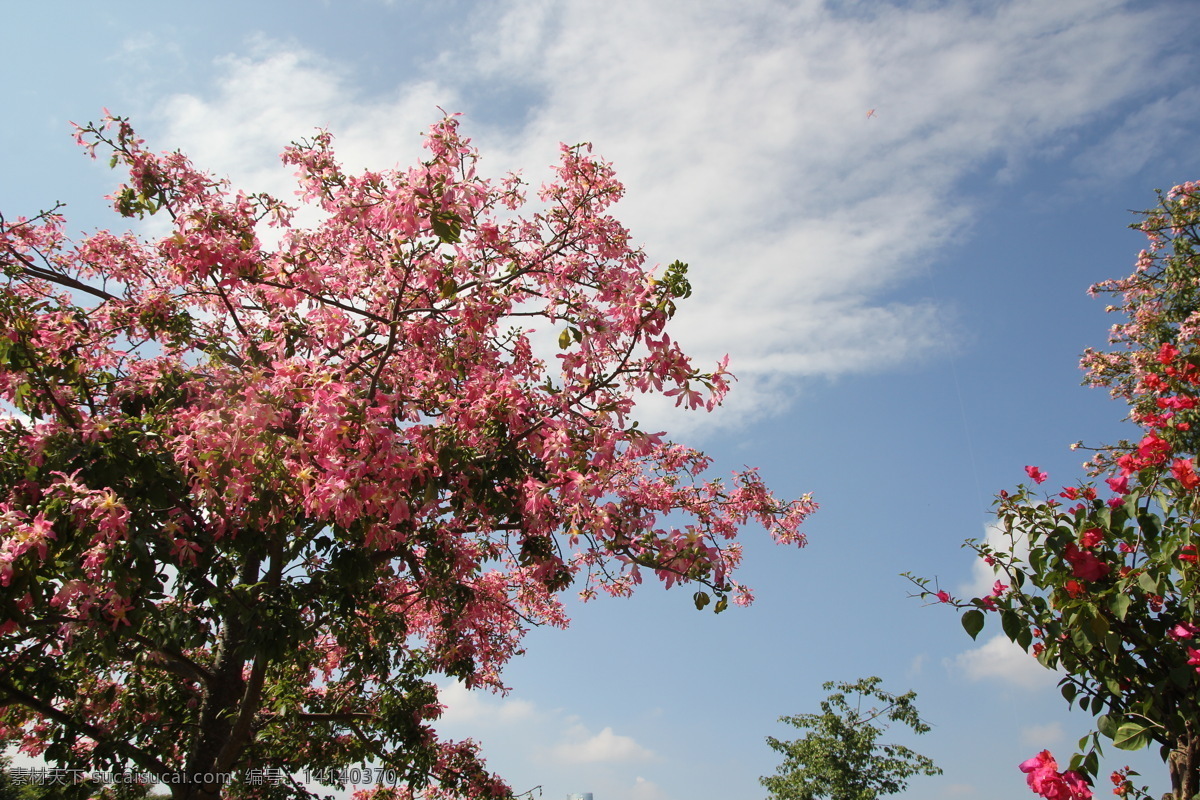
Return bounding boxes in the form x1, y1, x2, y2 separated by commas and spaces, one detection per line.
909, 183, 1200, 800
0, 113, 815, 800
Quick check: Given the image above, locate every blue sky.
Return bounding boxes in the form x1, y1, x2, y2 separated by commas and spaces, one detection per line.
4, 1, 1200, 798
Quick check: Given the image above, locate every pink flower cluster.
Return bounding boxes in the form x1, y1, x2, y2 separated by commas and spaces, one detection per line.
0, 110, 818, 796
1020, 751, 1092, 800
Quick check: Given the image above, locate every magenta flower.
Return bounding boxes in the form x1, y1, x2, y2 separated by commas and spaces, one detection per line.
1019, 750, 1093, 800
1026, 465, 1048, 484
1169, 622, 1200, 639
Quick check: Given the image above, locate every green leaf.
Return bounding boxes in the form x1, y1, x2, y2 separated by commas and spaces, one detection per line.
1113, 721, 1152, 751
1137, 513, 1161, 541
961, 609, 985, 640
1071, 625, 1093, 654
1061, 682, 1077, 705
1001, 609, 1022, 642
1109, 592, 1132, 621
1097, 714, 1117, 738
1169, 664, 1193, 688
430, 214, 462, 244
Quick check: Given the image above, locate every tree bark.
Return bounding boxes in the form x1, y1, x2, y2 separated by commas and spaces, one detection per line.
1166, 724, 1198, 800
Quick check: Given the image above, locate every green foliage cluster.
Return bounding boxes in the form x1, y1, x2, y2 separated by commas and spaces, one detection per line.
760, 677, 941, 800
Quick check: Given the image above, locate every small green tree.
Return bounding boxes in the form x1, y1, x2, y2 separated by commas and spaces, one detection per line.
760, 677, 942, 800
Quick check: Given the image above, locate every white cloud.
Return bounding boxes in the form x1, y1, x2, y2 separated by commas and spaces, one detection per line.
549, 724, 657, 764
907, 653, 927, 678
436, 681, 538, 727
631, 775, 671, 800
1070, 86, 1200, 187
137, 0, 1189, 428
950, 634, 1060, 690
960, 519, 1030, 598
1020, 721, 1065, 747
153, 37, 458, 206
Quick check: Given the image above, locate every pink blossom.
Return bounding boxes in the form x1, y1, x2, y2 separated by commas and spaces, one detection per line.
1019, 751, 1093, 800
1169, 622, 1200, 639
1019, 750, 1056, 776
0, 111, 819, 799
1026, 466, 1048, 484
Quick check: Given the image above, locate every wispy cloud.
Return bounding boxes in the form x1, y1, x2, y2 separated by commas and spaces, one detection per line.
1020, 721, 1065, 747
139, 0, 1192, 429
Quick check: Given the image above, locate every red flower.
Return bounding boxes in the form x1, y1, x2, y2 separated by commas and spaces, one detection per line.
1080, 528, 1104, 548
1171, 458, 1200, 490
1026, 465, 1048, 484
1157, 342, 1181, 364
1064, 543, 1110, 582
1136, 433, 1171, 465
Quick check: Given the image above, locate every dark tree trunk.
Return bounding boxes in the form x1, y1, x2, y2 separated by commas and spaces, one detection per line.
1165, 725, 1199, 800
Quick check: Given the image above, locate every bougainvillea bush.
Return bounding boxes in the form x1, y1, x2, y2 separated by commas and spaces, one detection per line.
0, 113, 815, 800
909, 182, 1200, 800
